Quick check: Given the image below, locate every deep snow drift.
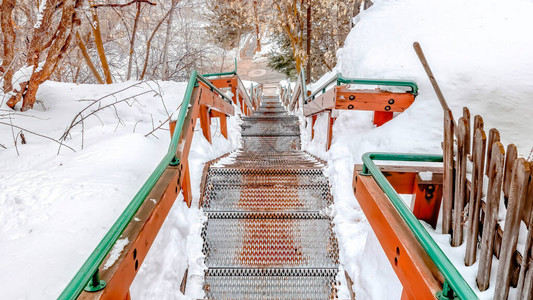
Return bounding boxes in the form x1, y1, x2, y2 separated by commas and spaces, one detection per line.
299, 0, 533, 299
0, 80, 241, 299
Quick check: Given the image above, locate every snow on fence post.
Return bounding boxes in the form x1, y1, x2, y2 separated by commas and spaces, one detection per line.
465, 126, 486, 266
452, 117, 468, 247
494, 158, 530, 300
442, 109, 455, 235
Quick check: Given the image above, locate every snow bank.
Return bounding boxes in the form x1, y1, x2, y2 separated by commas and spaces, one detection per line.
0, 79, 240, 298
302, 0, 533, 299
131, 115, 241, 299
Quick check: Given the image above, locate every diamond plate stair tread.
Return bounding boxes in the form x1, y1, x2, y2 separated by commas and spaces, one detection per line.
203, 218, 338, 268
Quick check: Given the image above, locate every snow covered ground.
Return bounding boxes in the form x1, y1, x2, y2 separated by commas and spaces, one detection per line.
0, 80, 240, 299
297, 0, 533, 299
2, 0, 533, 299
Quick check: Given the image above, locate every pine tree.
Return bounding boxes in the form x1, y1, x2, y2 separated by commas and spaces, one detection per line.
267, 33, 297, 78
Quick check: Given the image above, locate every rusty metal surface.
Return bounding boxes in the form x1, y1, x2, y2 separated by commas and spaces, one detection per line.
202, 98, 339, 299
203, 170, 333, 212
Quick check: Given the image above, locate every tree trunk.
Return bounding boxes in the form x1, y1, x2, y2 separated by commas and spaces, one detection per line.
305, 0, 311, 82
7, 0, 82, 111
27, 0, 61, 67
274, 2, 305, 73
76, 32, 104, 84
0, 0, 17, 93
89, 0, 113, 84
126, 1, 142, 80
161, 0, 179, 81
140, 7, 174, 80
253, 0, 261, 53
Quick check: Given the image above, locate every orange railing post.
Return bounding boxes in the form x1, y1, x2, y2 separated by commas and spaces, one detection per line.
199, 105, 212, 143
326, 111, 336, 151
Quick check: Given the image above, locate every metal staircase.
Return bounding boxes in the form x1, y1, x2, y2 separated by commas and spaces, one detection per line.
201, 96, 339, 299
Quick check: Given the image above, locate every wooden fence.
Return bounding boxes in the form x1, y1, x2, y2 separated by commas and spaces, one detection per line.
443, 107, 532, 299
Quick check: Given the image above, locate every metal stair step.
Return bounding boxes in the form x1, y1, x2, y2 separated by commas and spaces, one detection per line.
203, 183, 332, 212
205, 168, 330, 187
242, 136, 301, 152
202, 217, 338, 268
204, 268, 338, 300
214, 152, 323, 168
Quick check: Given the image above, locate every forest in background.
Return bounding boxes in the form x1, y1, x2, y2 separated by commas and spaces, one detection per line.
207, 0, 371, 80
0, 0, 370, 111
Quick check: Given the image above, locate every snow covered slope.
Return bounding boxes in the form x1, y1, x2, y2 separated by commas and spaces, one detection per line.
0, 81, 240, 298
303, 0, 533, 299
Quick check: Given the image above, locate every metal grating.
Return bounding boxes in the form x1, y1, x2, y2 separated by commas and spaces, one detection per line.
242, 136, 301, 152
215, 152, 324, 169
201, 97, 339, 299
202, 218, 338, 268
203, 185, 333, 212
204, 269, 338, 300
241, 118, 300, 137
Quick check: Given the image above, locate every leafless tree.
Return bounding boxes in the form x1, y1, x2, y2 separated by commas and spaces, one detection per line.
6, 0, 83, 111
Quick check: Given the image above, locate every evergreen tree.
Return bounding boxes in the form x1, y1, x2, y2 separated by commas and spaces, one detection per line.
267, 33, 297, 78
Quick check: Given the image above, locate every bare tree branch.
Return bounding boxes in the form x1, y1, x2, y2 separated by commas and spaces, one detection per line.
91, 0, 156, 8
0, 121, 76, 152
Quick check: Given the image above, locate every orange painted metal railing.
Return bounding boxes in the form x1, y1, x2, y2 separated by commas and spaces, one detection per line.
281, 71, 418, 150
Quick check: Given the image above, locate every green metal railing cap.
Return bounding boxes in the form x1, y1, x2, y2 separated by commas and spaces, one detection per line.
306, 73, 419, 103
337, 74, 418, 95
202, 58, 238, 78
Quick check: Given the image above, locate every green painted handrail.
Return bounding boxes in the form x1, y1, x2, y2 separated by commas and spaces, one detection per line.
197, 73, 234, 104
360, 152, 478, 300
203, 58, 238, 77
337, 75, 418, 95
58, 70, 234, 300
306, 73, 418, 103
202, 70, 236, 77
